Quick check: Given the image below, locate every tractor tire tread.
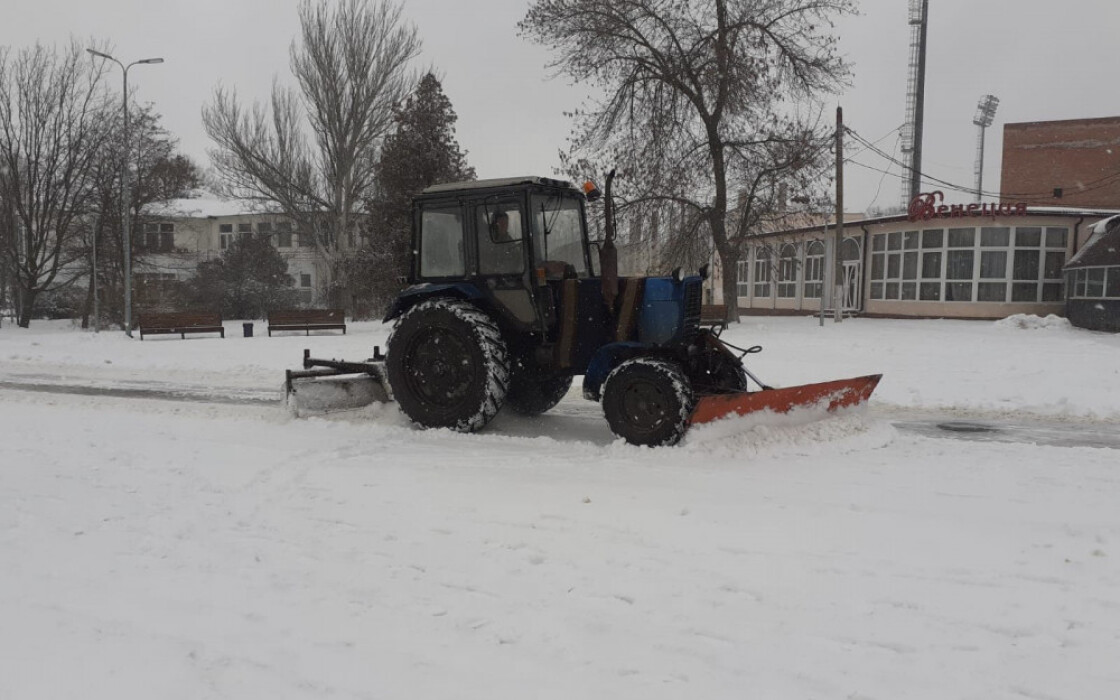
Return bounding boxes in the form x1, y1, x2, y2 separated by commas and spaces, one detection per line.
386, 298, 510, 433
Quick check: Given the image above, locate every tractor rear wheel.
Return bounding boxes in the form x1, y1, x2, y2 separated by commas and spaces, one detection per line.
386, 298, 509, 432
601, 357, 694, 447
504, 371, 573, 416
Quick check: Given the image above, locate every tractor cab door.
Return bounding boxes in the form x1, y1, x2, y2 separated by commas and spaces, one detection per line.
528, 192, 591, 281
470, 197, 538, 328
527, 192, 613, 371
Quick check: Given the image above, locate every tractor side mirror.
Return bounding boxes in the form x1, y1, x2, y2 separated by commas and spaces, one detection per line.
699, 263, 710, 281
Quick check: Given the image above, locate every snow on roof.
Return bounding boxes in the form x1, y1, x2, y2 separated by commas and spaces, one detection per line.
422, 176, 574, 194
147, 191, 263, 219
1067, 215, 1120, 268
1091, 214, 1120, 234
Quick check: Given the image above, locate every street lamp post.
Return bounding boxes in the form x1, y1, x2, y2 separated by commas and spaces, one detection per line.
86, 49, 163, 337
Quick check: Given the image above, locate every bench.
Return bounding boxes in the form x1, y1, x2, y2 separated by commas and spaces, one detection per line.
138, 311, 225, 340
701, 304, 729, 325
267, 308, 347, 336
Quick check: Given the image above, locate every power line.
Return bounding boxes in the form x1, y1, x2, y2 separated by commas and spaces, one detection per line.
848, 155, 1120, 205
866, 131, 902, 211
846, 126, 1120, 202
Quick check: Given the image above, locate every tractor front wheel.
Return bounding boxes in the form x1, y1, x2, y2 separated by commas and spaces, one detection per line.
386, 298, 510, 432
601, 357, 694, 447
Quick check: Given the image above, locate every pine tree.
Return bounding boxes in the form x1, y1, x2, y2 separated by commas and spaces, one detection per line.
180, 233, 297, 319
348, 72, 475, 313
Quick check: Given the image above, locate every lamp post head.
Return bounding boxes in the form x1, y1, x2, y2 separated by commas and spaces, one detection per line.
972, 94, 1000, 128
138, 58, 164, 65
86, 48, 114, 61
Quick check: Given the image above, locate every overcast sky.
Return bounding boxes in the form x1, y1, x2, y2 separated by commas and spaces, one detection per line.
3, 0, 1119, 213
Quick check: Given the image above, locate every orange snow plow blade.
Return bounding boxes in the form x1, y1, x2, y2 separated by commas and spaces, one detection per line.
690, 374, 883, 426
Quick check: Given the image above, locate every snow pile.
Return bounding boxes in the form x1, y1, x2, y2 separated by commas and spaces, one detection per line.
994, 313, 1073, 331
682, 407, 896, 459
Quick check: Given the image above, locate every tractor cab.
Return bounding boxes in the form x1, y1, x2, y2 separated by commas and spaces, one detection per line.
412, 175, 592, 284
400, 177, 604, 353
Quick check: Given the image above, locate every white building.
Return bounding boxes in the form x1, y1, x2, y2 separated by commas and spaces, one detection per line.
715, 202, 1120, 320
136, 195, 341, 309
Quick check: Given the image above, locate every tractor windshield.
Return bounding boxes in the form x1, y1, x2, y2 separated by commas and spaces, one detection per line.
530, 193, 588, 278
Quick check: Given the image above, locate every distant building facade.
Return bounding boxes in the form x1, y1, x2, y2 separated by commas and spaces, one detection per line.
133, 197, 352, 310
705, 114, 1120, 328
1000, 116, 1120, 209
724, 203, 1118, 320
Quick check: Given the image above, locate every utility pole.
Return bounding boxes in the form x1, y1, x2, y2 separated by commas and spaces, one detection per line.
92, 223, 99, 332
834, 106, 844, 323
86, 49, 163, 337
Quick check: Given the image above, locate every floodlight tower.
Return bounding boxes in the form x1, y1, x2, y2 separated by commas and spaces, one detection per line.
972, 94, 1000, 203
899, 0, 929, 208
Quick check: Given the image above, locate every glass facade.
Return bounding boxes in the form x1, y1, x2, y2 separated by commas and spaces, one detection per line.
870, 225, 1067, 303
1067, 267, 1120, 300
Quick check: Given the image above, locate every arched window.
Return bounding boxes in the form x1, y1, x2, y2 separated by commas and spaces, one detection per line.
804, 240, 825, 298
778, 243, 798, 298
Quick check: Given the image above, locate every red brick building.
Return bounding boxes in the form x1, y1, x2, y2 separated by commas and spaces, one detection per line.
1000, 116, 1120, 208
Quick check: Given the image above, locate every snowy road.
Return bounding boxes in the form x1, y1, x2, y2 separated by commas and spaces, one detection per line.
4, 316, 1119, 698
3, 386, 1119, 699
4, 377, 1118, 450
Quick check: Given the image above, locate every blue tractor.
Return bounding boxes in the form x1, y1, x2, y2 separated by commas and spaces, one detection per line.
286, 174, 880, 446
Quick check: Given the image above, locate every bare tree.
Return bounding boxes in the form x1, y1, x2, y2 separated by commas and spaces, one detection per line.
203, 0, 420, 302
521, 0, 853, 320
0, 41, 113, 327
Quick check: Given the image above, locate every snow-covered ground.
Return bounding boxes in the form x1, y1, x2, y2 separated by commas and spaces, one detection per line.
2, 315, 1119, 699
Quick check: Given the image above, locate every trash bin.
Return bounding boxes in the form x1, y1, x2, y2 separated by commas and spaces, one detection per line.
243, 322, 254, 338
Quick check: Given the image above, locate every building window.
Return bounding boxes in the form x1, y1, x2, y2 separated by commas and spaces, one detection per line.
219, 223, 233, 250
736, 260, 750, 299
870, 230, 917, 300
141, 222, 175, 252
300, 273, 311, 288
237, 222, 252, 240
870, 225, 1067, 304
257, 221, 273, 243
752, 246, 771, 298
804, 240, 824, 298
777, 243, 798, 298
1067, 267, 1120, 300
276, 222, 293, 248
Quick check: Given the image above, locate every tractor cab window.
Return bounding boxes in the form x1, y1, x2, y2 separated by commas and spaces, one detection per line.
419, 205, 465, 278
477, 202, 525, 276
530, 193, 588, 278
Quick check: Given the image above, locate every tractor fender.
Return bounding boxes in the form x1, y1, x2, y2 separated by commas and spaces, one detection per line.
582, 341, 666, 402
383, 283, 487, 323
